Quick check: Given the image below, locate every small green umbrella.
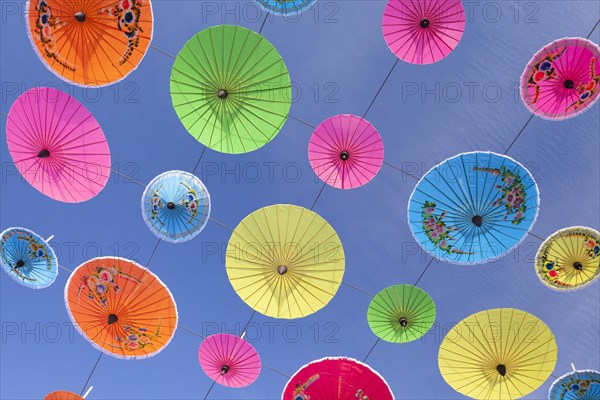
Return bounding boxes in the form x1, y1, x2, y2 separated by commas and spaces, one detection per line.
170, 25, 291, 154
367, 284, 436, 343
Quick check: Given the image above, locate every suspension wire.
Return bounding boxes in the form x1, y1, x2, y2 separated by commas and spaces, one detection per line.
342, 281, 374, 297
110, 169, 146, 188
362, 338, 381, 362
79, 352, 103, 396
382, 161, 420, 180
149, 44, 176, 60
258, 13, 269, 34
363, 59, 400, 118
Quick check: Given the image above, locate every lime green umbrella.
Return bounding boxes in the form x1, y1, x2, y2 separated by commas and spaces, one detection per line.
170, 25, 291, 154
367, 284, 436, 343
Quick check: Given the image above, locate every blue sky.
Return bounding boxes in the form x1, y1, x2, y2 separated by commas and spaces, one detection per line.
1, 1, 599, 399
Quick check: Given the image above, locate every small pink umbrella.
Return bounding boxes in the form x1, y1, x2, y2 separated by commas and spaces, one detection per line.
198, 333, 261, 388
5, 87, 110, 203
382, 0, 466, 64
521, 37, 600, 120
308, 114, 384, 189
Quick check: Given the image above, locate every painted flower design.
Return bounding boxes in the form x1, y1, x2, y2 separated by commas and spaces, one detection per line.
101, 0, 146, 65
421, 201, 473, 255
77, 263, 142, 306
34, 0, 71, 71
474, 166, 528, 225
526, 47, 565, 103
567, 58, 600, 112
584, 237, 600, 257
114, 321, 161, 352
181, 183, 200, 223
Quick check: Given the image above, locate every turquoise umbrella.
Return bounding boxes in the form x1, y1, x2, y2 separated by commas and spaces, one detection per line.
408, 151, 539, 264
141, 171, 211, 243
0, 227, 58, 288
549, 368, 600, 400
256, 0, 315, 16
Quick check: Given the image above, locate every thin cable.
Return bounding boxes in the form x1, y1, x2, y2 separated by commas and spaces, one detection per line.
111, 169, 146, 188
414, 257, 435, 287
585, 18, 600, 39
192, 146, 208, 174
258, 13, 269, 34
145, 238, 162, 268
363, 338, 380, 362
0, 111, 8, 117
209, 218, 234, 231
177, 324, 206, 339
203, 378, 218, 400
263, 364, 291, 378
58, 265, 72, 273
342, 281, 374, 297
382, 161, 420, 180
150, 44, 176, 60
504, 114, 535, 155
527, 231, 545, 241
240, 310, 257, 337
289, 115, 317, 129
363, 59, 399, 118
80, 352, 102, 396
310, 182, 327, 210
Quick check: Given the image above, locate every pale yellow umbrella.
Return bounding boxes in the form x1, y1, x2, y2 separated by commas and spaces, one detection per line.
226, 204, 345, 319
438, 308, 558, 399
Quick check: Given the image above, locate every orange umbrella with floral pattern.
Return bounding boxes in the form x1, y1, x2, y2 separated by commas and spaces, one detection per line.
65, 257, 178, 359
27, 0, 153, 86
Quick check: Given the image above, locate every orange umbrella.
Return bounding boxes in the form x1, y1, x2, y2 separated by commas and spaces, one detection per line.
44, 391, 83, 400
65, 257, 178, 359
28, 0, 153, 87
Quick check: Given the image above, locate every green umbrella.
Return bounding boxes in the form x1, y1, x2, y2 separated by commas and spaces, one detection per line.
170, 25, 291, 154
367, 284, 436, 343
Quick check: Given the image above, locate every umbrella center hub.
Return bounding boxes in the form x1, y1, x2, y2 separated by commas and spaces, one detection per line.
496, 364, 507, 376
399, 317, 408, 327
277, 265, 288, 275
221, 365, 230, 374
15, 259, 25, 269
167, 202, 176, 210
420, 19, 430, 28
107, 313, 118, 325
340, 151, 350, 161
573, 261, 583, 271
472, 215, 483, 227
564, 79, 574, 89
38, 149, 50, 158
218, 89, 229, 99
74, 12, 86, 22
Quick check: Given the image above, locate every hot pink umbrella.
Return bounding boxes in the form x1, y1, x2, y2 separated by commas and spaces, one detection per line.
282, 357, 394, 400
521, 37, 600, 120
6, 87, 110, 203
382, 0, 466, 64
308, 114, 384, 190
198, 333, 261, 388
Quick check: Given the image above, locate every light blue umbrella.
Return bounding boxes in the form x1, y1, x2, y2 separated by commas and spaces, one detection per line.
0, 227, 58, 288
256, 0, 316, 16
408, 151, 539, 264
549, 369, 600, 400
142, 170, 211, 243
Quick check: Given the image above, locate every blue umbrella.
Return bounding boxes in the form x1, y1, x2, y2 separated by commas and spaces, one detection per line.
141, 170, 211, 243
0, 227, 58, 289
408, 151, 539, 264
256, 0, 316, 16
549, 369, 600, 400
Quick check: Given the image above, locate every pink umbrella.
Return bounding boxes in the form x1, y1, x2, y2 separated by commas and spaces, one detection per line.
198, 333, 261, 388
282, 357, 394, 399
382, 0, 466, 64
521, 37, 600, 120
6, 87, 110, 202
308, 114, 384, 189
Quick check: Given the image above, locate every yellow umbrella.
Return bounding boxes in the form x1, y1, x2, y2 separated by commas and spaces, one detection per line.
438, 308, 557, 400
226, 204, 345, 319
536, 226, 600, 291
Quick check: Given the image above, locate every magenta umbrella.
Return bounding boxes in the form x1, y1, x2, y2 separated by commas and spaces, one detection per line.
382, 0, 466, 64
521, 37, 600, 120
5, 87, 111, 202
198, 333, 261, 388
308, 114, 384, 189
